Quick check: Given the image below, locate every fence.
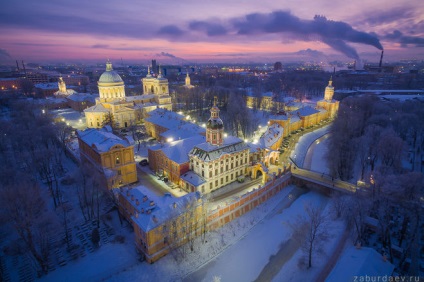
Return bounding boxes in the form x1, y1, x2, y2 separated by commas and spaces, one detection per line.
207, 172, 292, 231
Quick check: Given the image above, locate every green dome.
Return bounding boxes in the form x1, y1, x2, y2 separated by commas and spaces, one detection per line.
207, 118, 224, 129
99, 70, 123, 83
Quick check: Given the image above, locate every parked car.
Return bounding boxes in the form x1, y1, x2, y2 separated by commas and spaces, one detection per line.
237, 176, 245, 183
139, 159, 148, 166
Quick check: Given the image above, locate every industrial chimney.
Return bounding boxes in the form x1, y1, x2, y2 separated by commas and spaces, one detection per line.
379, 50, 384, 70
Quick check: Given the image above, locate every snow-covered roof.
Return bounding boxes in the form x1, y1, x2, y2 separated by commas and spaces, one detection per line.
55, 89, 77, 96
77, 128, 131, 152
259, 123, 284, 149
159, 122, 206, 140
125, 94, 156, 102
144, 108, 185, 129
34, 82, 58, 89
180, 171, 206, 187
84, 103, 109, 113
133, 102, 158, 109
66, 93, 96, 102
120, 186, 202, 231
150, 135, 206, 164
290, 106, 319, 117
190, 136, 248, 162
327, 246, 394, 281
247, 142, 265, 153
269, 114, 289, 121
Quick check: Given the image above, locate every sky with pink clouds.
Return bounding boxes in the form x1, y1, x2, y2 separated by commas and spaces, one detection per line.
1, 0, 423, 64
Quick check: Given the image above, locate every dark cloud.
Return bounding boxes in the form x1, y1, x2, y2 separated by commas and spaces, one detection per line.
295, 48, 326, 57
383, 30, 424, 47
157, 25, 184, 37
231, 11, 383, 60
156, 52, 177, 58
0, 9, 158, 39
189, 20, 227, 36
0, 48, 11, 58
91, 44, 109, 49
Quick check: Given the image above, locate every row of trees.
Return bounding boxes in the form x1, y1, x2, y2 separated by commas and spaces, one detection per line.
0, 99, 108, 276
325, 95, 424, 274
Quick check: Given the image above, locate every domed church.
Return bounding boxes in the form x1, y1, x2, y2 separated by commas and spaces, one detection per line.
84, 60, 172, 129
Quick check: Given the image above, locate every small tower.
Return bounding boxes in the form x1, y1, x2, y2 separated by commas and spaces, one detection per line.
324, 76, 334, 101
106, 59, 113, 71
185, 72, 191, 87
206, 96, 224, 146
58, 76, 67, 93
146, 65, 152, 77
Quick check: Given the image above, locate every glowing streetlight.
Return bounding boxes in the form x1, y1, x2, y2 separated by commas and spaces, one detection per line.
167, 137, 174, 142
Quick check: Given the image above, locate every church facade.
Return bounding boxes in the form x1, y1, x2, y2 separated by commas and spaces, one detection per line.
84, 61, 172, 129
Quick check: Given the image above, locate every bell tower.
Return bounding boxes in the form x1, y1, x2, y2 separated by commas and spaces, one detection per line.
58, 76, 67, 93
206, 96, 224, 146
324, 76, 334, 101
185, 72, 191, 87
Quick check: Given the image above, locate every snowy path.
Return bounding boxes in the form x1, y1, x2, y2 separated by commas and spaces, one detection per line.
253, 238, 300, 282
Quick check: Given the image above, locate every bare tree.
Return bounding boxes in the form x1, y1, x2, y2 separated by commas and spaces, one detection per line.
0, 179, 54, 274
290, 204, 329, 268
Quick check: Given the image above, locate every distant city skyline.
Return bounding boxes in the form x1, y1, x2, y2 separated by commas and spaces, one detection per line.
1, 0, 423, 65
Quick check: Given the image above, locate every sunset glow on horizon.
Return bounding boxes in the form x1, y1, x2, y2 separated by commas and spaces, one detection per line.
1, 0, 423, 64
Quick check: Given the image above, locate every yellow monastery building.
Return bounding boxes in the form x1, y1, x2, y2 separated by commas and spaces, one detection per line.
84, 61, 172, 129
77, 127, 137, 189
118, 186, 204, 263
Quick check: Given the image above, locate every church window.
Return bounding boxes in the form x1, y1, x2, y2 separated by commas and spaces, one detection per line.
210, 183, 213, 190
209, 171, 212, 177
220, 167, 223, 173
117, 170, 121, 176
116, 157, 120, 164
215, 180, 218, 186
97, 122, 100, 127
215, 169, 218, 175
202, 170, 204, 177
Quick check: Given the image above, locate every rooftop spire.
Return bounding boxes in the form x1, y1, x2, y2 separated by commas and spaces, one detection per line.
147, 65, 152, 77
106, 59, 113, 71
328, 76, 333, 86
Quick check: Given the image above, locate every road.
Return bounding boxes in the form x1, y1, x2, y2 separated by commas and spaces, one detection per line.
302, 133, 330, 170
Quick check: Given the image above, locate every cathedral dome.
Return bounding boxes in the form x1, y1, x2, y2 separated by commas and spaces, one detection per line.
98, 61, 123, 83
99, 71, 123, 83
207, 117, 224, 129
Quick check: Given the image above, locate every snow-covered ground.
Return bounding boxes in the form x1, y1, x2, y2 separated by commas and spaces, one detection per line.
39, 122, 380, 282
